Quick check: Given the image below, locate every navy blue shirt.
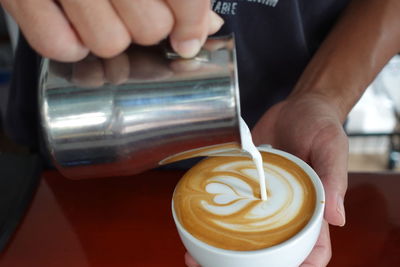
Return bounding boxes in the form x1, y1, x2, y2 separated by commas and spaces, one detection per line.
2, 0, 350, 149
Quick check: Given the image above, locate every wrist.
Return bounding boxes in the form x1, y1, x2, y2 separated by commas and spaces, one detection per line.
289, 69, 361, 124
287, 91, 347, 124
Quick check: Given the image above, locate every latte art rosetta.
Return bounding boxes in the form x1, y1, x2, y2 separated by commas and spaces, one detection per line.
173, 152, 316, 251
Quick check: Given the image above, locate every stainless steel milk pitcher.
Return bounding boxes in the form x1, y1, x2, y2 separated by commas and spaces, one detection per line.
39, 35, 241, 179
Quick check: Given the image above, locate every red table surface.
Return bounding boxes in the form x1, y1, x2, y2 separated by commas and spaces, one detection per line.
0, 171, 399, 267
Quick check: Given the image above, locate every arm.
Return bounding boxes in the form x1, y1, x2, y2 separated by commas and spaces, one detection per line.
291, 0, 400, 122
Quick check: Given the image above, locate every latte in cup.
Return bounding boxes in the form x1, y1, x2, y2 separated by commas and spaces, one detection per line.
173, 150, 316, 251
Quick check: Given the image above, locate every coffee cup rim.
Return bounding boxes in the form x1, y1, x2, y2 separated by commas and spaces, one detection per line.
172, 146, 325, 256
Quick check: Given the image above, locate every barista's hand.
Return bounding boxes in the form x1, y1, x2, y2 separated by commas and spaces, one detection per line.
1, 0, 223, 62
251, 93, 348, 266
184, 93, 346, 267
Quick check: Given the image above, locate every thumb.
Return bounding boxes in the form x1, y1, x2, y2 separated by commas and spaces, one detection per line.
185, 252, 201, 267
167, 1, 222, 58
310, 124, 348, 227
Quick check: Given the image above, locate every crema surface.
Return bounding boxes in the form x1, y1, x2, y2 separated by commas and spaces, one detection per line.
173, 152, 316, 251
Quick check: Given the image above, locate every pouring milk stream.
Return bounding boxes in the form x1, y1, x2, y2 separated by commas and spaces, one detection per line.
201, 117, 268, 201
239, 118, 268, 200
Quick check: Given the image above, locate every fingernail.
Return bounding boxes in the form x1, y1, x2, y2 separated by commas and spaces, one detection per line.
173, 39, 201, 58
336, 195, 346, 226
210, 12, 224, 32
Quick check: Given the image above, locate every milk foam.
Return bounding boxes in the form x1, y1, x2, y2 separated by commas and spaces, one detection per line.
173, 152, 316, 251
200, 162, 303, 231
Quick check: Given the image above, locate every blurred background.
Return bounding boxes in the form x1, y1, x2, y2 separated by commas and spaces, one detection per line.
346, 54, 400, 171
0, 9, 399, 173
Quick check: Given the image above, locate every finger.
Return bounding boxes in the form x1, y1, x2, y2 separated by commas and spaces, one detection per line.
59, 0, 131, 58
166, 0, 218, 58
111, 0, 174, 46
128, 47, 173, 81
170, 59, 202, 73
202, 38, 229, 52
207, 11, 224, 35
49, 61, 73, 80
2, 0, 88, 61
185, 252, 201, 267
71, 56, 105, 87
300, 220, 332, 267
310, 124, 348, 226
103, 52, 130, 84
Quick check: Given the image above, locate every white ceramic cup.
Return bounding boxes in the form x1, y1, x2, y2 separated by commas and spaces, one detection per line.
172, 146, 325, 267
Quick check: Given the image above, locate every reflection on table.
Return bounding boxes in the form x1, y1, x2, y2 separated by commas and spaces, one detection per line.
0, 171, 399, 266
